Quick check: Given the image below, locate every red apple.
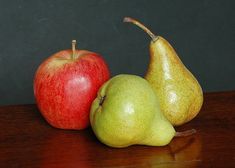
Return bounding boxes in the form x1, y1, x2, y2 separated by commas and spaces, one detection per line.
34, 40, 110, 130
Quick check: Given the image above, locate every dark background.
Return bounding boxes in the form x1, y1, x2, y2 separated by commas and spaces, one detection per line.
0, 0, 234, 105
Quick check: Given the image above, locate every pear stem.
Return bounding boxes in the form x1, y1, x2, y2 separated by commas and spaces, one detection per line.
99, 96, 106, 106
71, 40, 76, 60
175, 129, 197, 137
123, 17, 157, 41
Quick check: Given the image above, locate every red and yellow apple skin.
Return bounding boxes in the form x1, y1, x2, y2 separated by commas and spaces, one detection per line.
34, 49, 110, 130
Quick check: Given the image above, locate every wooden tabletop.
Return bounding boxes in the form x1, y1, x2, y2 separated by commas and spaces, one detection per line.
1, 91, 235, 168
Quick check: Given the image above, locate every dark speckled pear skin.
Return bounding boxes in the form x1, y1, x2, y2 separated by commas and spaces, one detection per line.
145, 36, 203, 126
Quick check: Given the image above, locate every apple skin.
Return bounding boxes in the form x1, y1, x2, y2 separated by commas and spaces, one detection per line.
34, 49, 110, 130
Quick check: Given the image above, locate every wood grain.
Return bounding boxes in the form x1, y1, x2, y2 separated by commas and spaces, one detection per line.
1, 91, 235, 167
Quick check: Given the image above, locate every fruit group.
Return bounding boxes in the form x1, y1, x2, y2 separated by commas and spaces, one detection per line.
34, 40, 110, 130
124, 17, 203, 126
90, 74, 195, 148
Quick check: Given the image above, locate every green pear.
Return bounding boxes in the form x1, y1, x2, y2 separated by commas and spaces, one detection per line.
90, 74, 195, 148
124, 17, 203, 126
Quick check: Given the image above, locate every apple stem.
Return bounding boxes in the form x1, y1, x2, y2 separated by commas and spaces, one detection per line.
175, 129, 197, 137
123, 17, 158, 41
71, 40, 76, 60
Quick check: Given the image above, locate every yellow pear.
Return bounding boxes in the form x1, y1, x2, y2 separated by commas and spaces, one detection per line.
124, 17, 203, 126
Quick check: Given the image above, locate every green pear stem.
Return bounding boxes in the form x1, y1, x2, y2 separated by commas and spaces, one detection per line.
99, 96, 106, 106
71, 40, 76, 60
175, 129, 196, 137
123, 17, 158, 41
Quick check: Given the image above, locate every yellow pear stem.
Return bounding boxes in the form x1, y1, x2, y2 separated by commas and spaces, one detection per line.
123, 17, 158, 41
175, 129, 197, 137
71, 40, 76, 60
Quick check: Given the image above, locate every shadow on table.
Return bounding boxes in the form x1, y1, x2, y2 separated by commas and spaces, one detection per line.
38, 128, 202, 168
